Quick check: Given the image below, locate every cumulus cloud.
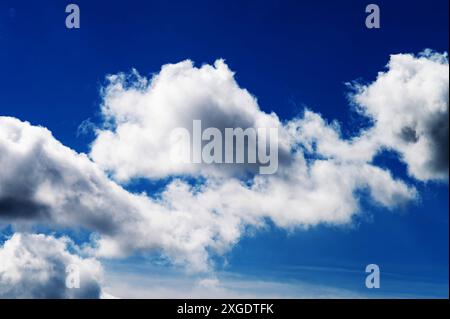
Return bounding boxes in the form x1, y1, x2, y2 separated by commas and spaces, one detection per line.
90, 60, 288, 181
91, 52, 448, 183
0, 116, 146, 233
0, 51, 447, 296
0, 233, 103, 298
0, 116, 240, 270
291, 51, 449, 184
0, 113, 416, 272
351, 50, 449, 181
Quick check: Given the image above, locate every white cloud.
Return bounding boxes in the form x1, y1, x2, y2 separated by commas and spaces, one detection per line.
90, 60, 287, 181
351, 50, 448, 181
0, 113, 416, 273
90, 53, 448, 184
292, 51, 449, 182
0, 51, 447, 296
0, 233, 103, 298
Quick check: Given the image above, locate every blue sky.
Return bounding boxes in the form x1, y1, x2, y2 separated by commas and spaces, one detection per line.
0, 0, 448, 298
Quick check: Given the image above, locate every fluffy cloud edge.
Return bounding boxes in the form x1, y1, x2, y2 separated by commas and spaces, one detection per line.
0, 233, 104, 299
